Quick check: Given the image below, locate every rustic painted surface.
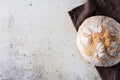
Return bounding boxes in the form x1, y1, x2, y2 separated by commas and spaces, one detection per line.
0, 0, 101, 80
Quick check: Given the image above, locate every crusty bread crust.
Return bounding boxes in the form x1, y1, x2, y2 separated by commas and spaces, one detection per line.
77, 16, 120, 67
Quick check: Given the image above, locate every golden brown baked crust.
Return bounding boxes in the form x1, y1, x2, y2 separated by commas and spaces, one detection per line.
77, 16, 120, 67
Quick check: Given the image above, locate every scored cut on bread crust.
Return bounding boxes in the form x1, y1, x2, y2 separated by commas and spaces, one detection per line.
77, 16, 120, 67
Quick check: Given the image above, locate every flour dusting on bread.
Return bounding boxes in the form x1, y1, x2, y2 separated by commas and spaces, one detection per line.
77, 16, 120, 67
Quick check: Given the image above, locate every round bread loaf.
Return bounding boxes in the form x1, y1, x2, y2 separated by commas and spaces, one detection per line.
77, 16, 120, 67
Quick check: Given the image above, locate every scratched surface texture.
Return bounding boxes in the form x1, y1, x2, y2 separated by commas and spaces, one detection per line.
0, 0, 101, 80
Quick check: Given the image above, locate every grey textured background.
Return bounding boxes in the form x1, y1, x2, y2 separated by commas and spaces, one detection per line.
0, 0, 101, 80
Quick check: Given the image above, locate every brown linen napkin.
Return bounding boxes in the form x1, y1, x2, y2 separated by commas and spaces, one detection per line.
69, 0, 120, 80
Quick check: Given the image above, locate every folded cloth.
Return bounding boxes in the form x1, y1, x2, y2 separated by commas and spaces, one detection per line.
69, 0, 120, 31
69, 0, 120, 80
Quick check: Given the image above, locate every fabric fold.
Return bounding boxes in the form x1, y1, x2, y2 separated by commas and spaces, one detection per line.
69, 0, 120, 80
